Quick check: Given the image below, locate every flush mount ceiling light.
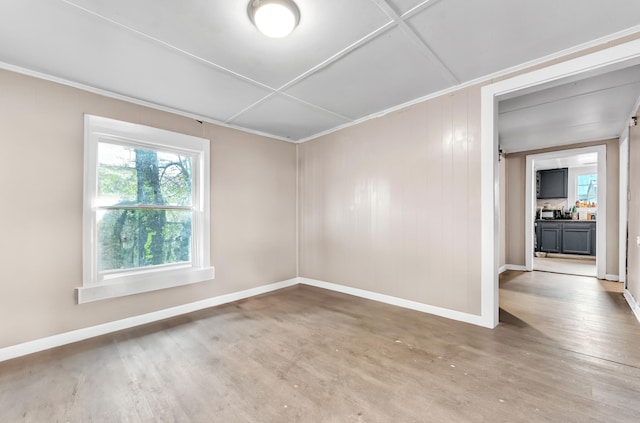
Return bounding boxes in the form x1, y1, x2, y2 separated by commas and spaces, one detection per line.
248, 0, 300, 38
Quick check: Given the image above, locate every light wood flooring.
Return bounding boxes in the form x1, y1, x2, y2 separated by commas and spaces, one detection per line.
0, 273, 639, 422
533, 255, 597, 277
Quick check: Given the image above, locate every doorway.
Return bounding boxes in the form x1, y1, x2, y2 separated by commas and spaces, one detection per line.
525, 145, 606, 279
479, 38, 640, 328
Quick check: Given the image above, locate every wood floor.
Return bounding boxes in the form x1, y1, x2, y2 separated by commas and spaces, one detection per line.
533, 255, 597, 277
1, 273, 639, 422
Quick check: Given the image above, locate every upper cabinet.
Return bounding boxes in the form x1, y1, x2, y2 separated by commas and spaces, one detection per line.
536, 168, 568, 199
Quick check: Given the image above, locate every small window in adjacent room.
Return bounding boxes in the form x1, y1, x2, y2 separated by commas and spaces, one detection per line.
577, 173, 597, 205
79, 115, 214, 304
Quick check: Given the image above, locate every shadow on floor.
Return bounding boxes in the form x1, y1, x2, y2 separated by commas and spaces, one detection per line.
499, 307, 531, 328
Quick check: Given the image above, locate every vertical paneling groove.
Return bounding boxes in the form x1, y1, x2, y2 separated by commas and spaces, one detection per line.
452, 90, 469, 311
466, 87, 482, 310
440, 94, 454, 307
425, 98, 443, 301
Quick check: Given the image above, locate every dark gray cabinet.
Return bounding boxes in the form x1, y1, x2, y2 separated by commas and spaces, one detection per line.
536, 220, 596, 255
562, 223, 593, 255
536, 168, 568, 199
539, 222, 562, 253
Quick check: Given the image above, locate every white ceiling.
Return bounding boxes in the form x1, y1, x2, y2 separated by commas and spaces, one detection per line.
499, 63, 640, 153
534, 153, 598, 171
1, 0, 640, 143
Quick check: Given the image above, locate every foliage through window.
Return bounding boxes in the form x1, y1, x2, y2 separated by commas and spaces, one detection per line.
97, 143, 193, 272
80, 115, 213, 303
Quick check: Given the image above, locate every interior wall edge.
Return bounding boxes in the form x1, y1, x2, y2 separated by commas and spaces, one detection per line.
624, 289, 640, 323
298, 278, 489, 328
0, 278, 299, 363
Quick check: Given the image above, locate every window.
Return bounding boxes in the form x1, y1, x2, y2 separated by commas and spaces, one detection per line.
79, 115, 214, 303
576, 173, 597, 205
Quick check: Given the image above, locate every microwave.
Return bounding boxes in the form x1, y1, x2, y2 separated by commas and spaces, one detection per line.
540, 209, 562, 219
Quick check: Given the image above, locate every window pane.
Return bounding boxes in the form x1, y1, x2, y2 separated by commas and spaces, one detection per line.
576, 173, 597, 203
98, 142, 192, 207
97, 209, 192, 272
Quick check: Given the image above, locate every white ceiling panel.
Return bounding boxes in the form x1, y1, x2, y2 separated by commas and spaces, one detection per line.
0, 0, 271, 122
499, 65, 640, 152
500, 120, 624, 153
500, 65, 640, 114
1, 0, 639, 142
284, 26, 452, 119
407, 0, 640, 82
500, 87, 640, 133
228, 94, 350, 141
64, 0, 392, 88
535, 153, 598, 171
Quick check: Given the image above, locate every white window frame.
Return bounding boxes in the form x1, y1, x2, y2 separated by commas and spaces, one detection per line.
78, 115, 214, 304
567, 165, 597, 205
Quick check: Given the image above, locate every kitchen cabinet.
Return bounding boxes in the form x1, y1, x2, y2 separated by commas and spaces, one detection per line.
536, 168, 568, 199
535, 220, 596, 255
562, 223, 594, 255
538, 222, 562, 253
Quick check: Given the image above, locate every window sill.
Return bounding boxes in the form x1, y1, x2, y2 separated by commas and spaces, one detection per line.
76, 266, 215, 304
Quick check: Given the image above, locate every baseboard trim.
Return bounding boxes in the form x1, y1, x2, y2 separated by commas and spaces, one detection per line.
605, 274, 620, 282
500, 264, 527, 273
1, 275, 498, 362
299, 277, 486, 327
0, 278, 298, 363
624, 289, 640, 323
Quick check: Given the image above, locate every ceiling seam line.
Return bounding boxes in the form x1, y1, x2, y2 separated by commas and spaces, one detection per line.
373, 0, 459, 85
279, 92, 354, 121
61, 0, 277, 93
0, 60, 296, 143
400, 0, 445, 20
272, 22, 396, 93
300, 26, 640, 143
232, 21, 397, 124
396, 21, 460, 84
224, 93, 279, 123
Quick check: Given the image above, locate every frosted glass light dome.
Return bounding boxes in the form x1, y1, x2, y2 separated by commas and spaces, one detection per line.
249, 0, 300, 38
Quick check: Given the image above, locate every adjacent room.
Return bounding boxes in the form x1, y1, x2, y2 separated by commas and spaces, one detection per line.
1, 1, 640, 421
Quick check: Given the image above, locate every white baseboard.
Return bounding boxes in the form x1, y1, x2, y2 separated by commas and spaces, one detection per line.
298, 277, 487, 327
500, 264, 527, 273
0, 278, 298, 363
502, 265, 619, 281
624, 289, 640, 323
1, 275, 507, 362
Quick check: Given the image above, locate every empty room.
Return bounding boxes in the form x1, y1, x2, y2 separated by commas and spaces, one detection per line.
2, 1, 640, 421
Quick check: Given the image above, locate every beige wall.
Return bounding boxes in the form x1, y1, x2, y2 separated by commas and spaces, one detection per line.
627, 119, 640, 302
503, 139, 620, 275
3, 33, 639, 351
0, 69, 297, 348
504, 153, 526, 265
298, 87, 482, 315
